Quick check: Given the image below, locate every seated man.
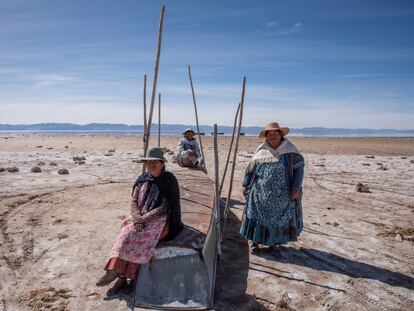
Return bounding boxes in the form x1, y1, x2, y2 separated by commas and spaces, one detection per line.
176, 128, 201, 168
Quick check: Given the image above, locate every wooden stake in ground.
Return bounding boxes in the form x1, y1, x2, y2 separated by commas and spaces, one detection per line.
188, 65, 207, 172
223, 77, 246, 234
219, 102, 241, 197
143, 5, 165, 160
212, 123, 220, 299
158, 93, 161, 147
143, 74, 147, 144
142, 74, 148, 173
213, 124, 219, 221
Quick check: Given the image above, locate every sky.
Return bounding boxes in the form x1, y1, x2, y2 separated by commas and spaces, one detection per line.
1, 0, 413, 129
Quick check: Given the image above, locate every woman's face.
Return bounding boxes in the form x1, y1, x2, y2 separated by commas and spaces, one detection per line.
266, 130, 282, 148
146, 160, 165, 177
185, 131, 194, 140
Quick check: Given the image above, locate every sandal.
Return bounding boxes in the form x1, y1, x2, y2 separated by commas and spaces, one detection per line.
96, 271, 117, 286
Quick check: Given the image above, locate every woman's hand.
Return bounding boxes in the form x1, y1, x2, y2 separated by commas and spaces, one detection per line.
131, 213, 147, 231
131, 205, 165, 228
290, 191, 300, 200
242, 186, 248, 196
134, 223, 145, 231
131, 212, 145, 225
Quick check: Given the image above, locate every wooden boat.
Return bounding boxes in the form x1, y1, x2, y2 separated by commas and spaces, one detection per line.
134, 166, 219, 309
132, 4, 243, 308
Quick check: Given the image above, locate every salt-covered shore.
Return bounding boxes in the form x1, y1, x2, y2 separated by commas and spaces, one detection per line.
1, 134, 413, 310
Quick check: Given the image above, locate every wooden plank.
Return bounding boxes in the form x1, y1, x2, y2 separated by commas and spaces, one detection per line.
159, 166, 214, 248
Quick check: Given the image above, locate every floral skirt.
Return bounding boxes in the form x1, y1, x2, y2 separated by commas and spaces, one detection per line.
240, 202, 303, 246
104, 257, 141, 279
104, 220, 169, 279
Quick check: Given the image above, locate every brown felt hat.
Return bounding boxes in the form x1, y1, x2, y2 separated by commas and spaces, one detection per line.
259, 122, 289, 138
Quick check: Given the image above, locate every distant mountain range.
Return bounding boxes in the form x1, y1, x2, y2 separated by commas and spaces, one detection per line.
1, 123, 413, 136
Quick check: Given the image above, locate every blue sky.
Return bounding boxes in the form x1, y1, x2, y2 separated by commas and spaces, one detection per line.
1, 0, 413, 129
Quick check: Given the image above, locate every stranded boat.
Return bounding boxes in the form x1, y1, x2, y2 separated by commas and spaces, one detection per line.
133, 5, 245, 308
134, 166, 219, 309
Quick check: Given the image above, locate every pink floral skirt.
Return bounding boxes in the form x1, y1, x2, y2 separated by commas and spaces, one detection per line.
105, 216, 169, 279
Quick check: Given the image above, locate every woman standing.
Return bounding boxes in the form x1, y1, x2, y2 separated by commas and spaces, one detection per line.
240, 122, 304, 253
96, 147, 183, 295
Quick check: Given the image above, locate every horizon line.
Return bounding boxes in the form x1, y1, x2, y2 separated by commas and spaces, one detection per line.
1, 122, 414, 131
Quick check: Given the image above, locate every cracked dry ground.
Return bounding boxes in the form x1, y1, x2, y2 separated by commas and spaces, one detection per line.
1, 135, 414, 310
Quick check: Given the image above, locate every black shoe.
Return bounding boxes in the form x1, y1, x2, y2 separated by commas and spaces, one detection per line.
267, 245, 276, 252
251, 243, 259, 254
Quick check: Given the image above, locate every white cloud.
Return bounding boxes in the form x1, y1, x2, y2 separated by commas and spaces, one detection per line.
294, 22, 302, 29
0, 67, 78, 87
276, 22, 303, 35
32, 74, 76, 87
266, 21, 276, 27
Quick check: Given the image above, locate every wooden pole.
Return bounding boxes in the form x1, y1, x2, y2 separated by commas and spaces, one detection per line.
223, 77, 246, 234
213, 123, 221, 261
143, 5, 165, 159
158, 93, 161, 147
188, 65, 207, 173
142, 74, 148, 174
143, 74, 147, 141
219, 102, 241, 197
213, 124, 219, 220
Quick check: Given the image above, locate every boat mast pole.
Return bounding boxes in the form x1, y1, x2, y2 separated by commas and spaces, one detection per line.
142, 74, 148, 173
223, 77, 245, 235
188, 65, 207, 173
211, 123, 219, 305
219, 102, 240, 197
143, 74, 147, 141
158, 93, 161, 147
143, 5, 165, 163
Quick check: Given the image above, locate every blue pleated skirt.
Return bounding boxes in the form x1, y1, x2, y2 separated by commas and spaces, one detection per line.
240, 201, 303, 246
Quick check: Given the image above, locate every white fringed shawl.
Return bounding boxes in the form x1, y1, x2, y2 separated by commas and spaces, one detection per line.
245, 139, 300, 174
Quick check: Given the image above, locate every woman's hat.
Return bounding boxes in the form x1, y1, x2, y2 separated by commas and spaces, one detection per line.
182, 128, 195, 135
141, 147, 168, 162
259, 122, 289, 138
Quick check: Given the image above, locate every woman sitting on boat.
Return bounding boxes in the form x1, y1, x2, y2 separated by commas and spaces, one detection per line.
176, 128, 201, 168
97, 147, 183, 295
240, 122, 304, 253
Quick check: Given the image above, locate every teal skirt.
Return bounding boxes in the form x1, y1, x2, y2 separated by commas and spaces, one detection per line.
240, 201, 303, 246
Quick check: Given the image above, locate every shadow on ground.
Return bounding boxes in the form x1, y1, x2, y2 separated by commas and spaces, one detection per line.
253, 246, 414, 291
214, 207, 266, 311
